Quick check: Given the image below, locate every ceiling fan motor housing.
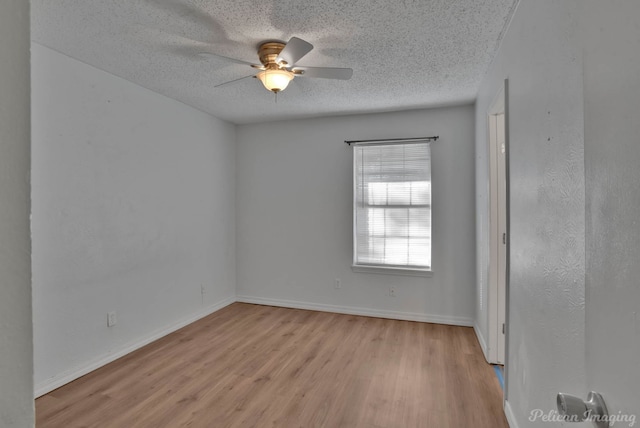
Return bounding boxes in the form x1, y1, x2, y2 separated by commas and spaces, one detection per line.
258, 42, 286, 68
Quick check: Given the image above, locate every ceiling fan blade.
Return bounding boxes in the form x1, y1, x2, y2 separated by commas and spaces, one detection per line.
214, 74, 256, 88
292, 66, 353, 80
276, 37, 313, 66
198, 52, 261, 68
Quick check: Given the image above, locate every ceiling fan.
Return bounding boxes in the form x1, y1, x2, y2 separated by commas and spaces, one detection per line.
201, 37, 353, 94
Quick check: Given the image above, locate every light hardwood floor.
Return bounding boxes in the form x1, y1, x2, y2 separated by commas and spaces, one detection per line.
36, 303, 508, 428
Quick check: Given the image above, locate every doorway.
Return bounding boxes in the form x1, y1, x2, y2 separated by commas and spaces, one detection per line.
487, 81, 508, 366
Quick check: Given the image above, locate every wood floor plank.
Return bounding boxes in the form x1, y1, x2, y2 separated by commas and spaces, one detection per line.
36, 303, 508, 428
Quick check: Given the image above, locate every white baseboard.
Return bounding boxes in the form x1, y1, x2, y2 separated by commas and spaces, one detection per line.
504, 399, 519, 428
474, 322, 490, 362
236, 295, 474, 326
34, 296, 235, 398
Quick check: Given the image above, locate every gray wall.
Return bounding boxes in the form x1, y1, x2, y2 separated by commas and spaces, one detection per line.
583, 0, 640, 418
475, 0, 587, 425
236, 106, 477, 324
0, 0, 34, 426
31, 44, 237, 395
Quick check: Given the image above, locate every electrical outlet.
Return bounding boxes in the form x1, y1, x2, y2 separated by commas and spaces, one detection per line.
335, 279, 342, 289
389, 287, 396, 297
201, 284, 206, 295
107, 311, 117, 327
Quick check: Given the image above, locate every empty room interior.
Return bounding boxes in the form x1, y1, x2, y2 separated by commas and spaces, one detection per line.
1, 0, 639, 427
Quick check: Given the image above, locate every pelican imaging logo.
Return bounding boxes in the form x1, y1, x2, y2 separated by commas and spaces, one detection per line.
529, 409, 636, 426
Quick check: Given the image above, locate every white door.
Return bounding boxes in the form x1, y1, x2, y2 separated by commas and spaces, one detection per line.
496, 112, 507, 365
488, 85, 507, 365
583, 0, 640, 423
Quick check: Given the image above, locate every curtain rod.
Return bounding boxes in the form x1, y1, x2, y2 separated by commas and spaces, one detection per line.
344, 136, 439, 146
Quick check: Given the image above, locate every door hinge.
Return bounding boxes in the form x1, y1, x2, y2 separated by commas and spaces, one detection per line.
502, 323, 505, 334
502, 233, 506, 244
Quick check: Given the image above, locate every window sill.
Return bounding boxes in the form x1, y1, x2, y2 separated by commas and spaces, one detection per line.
351, 264, 433, 277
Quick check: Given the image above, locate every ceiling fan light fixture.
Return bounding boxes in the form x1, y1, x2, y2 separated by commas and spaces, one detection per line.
256, 68, 294, 93
208, 37, 352, 92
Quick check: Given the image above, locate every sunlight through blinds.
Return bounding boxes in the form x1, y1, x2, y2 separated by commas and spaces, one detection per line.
353, 141, 431, 270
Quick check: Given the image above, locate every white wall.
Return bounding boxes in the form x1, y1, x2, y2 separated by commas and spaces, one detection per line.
236, 106, 476, 324
0, 1, 34, 426
31, 43, 236, 395
475, 0, 587, 426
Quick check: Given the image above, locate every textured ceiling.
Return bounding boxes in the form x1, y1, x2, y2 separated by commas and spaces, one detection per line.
32, 0, 518, 124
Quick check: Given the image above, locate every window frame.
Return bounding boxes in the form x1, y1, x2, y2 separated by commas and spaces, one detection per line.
351, 140, 433, 276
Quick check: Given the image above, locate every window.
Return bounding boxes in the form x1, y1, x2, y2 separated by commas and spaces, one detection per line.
353, 141, 431, 272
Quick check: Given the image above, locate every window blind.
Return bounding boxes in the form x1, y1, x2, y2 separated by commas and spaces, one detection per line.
353, 142, 431, 270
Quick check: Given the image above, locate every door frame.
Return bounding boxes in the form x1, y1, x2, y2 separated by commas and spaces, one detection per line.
487, 80, 510, 374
